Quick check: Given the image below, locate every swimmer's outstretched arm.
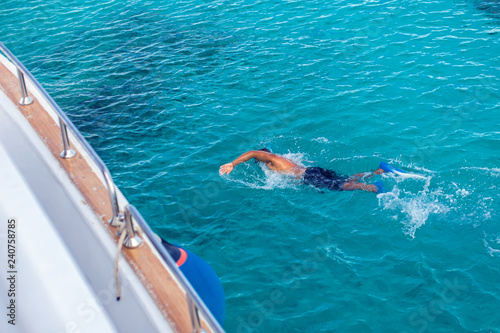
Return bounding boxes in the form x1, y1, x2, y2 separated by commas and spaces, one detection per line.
219, 151, 273, 175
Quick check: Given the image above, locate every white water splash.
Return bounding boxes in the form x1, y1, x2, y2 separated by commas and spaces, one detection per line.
392, 170, 428, 180
312, 137, 330, 143
227, 152, 306, 190
378, 173, 449, 238
230, 172, 300, 191
461, 166, 500, 178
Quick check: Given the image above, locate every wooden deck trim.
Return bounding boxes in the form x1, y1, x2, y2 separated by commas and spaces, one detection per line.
0, 60, 212, 333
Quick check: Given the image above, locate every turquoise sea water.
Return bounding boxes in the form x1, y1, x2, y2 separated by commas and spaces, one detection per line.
2, 0, 500, 331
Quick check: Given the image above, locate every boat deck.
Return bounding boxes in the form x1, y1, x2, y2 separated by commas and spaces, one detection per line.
0, 52, 217, 332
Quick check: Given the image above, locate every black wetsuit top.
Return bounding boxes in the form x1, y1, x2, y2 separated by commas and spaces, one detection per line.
161, 238, 181, 261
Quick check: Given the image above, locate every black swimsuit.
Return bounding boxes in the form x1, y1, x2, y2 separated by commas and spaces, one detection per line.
303, 167, 349, 191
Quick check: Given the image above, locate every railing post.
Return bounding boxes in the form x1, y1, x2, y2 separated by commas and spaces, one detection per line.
59, 118, 76, 158
17, 68, 33, 105
106, 177, 121, 227
187, 296, 206, 333
123, 205, 142, 248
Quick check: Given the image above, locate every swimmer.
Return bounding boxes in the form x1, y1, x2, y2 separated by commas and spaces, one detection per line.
219, 148, 393, 193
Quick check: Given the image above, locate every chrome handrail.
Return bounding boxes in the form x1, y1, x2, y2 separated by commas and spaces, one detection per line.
125, 204, 224, 333
0, 42, 121, 226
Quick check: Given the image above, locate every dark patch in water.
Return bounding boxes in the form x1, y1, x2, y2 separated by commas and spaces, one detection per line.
404, 283, 425, 298
471, 0, 500, 19
23, 4, 241, 146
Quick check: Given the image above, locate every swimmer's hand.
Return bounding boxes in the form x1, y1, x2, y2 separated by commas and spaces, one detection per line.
219, 163, 234, 175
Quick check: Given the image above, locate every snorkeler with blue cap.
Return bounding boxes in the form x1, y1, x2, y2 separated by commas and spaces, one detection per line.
219, 149, 404, 193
